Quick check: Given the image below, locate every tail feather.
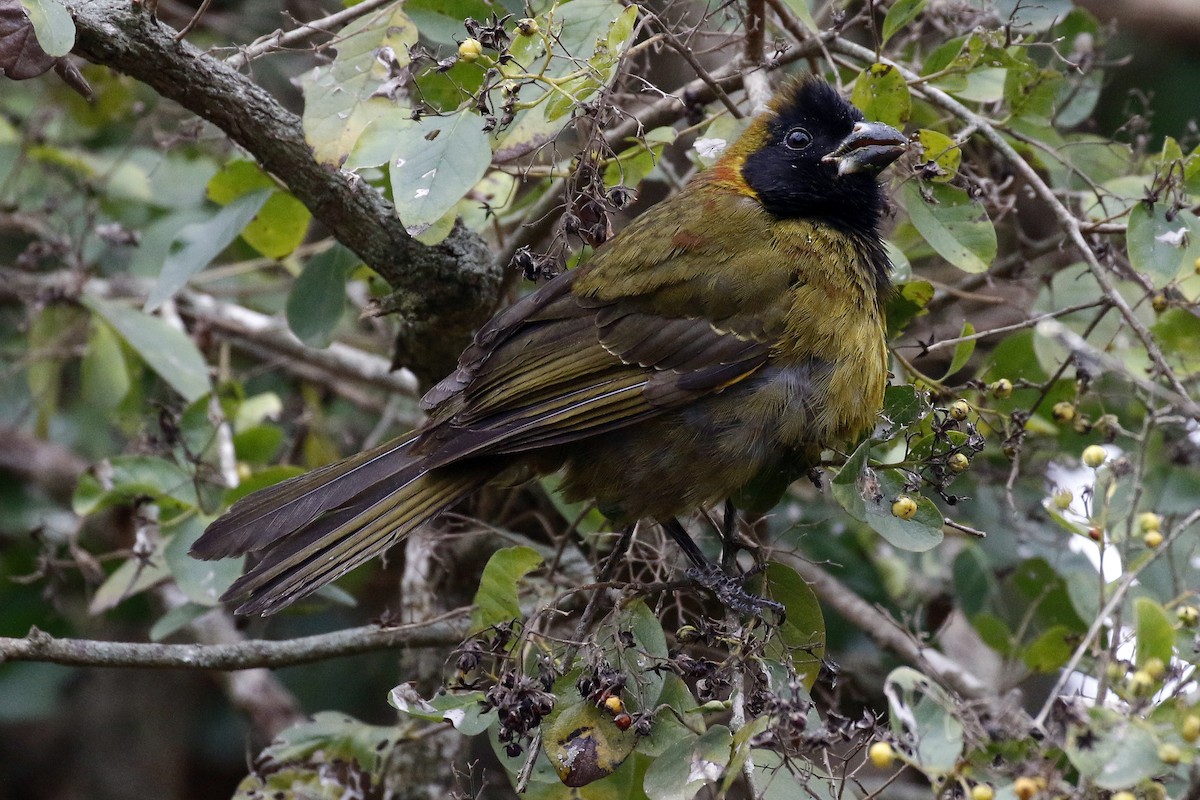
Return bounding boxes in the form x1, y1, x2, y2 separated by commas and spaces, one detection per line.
222, 465, 493, 616
190, 433, 420, 559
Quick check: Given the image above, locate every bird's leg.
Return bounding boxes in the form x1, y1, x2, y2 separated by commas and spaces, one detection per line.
720, 499, 738, 571
660, 518, 784, 621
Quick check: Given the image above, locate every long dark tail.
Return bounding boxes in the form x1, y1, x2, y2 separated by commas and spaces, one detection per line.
191, 435, 495, 616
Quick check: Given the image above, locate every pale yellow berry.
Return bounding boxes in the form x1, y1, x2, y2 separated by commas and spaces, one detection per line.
1181, 714, 1199, 743
1158, 743, 1181, 764
1128, 670, 1155, 695
891, 496, 918, 520
1178, 605, 1199, 627
1052, 489, 1073, 510
1052, 401, 1075, 423
1143, 529, 1164, 548
1143, 657, 1166, 680
868, 741, 896, 768
990, 378, 1013, 399
1139, 512, 1162, 532
1013, 777, 1039, 800
949, 399, 971, 421
1112, 792, 1136, 800
516, 17, 539, 35
1151, 292, 1169, 313
971, 784, 995, 800
1082, 445, 1107, 468
948, 453, 970, 473
458, 38, 483, 62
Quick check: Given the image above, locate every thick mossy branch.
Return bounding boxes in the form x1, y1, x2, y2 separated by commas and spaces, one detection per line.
64, 0, 501, 385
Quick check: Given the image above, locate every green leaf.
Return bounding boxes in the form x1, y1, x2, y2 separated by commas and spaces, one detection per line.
541, 671, 639, 788
1004, 62, 1063, 125
223, 465, 306, 506
89, 532, 172, 614
149, 602, 210, 642
643, 725, 731, 800
207, 161, 312, 258
776, 0, 817, 31
1022, 625, 1073, 672
881, 0, 926, 44
952, 547, 993, 617
262, 711, 402, 771
72, 454, 196, 517
80, 317, 130, 410
971, 612, 1014, 656
850, 63, 911, 128
763, 563, 825, 689
232, 425, 284, 465
82, 294, 210, 402
286, 244, 361, 348
543, 4, 639, 121
471, 545, 544, 630
389, 683, 495, 735
615, 599, 668, 706
1065, 709, 1161, 790
1127, 203, 1200, 287
165, 515, 242, 605
389, 110, 491, 236
883, 667, 963, 775
26, 304, 82, 432
916, 128, 961, 182
1151, 308, 1200, 370
144, 189, 272, 311
880, 384, 930, 433
18, 0, 74, 57
300, 6, 418, 166
942, 321, 976, 379
1134, 596, 1175, 667
638, 675, 703, 757
885, 279, 934, 335
832, 442, 944, 552
901, 182, 996, 273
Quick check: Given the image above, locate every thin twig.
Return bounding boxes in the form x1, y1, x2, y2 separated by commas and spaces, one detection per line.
224, 0, 398, 69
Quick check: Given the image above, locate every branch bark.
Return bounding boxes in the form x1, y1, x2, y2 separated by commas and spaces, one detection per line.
63, 0, 501, 385
0, 614, 469, 670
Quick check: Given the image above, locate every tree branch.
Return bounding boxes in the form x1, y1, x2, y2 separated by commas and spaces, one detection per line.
0, 613, 470, 670
63, 0, 501, 385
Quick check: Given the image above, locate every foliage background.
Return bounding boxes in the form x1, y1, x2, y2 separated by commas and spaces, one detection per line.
0, 0, 1198, 798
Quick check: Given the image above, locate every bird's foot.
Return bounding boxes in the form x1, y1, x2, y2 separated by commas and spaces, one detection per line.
685, 564, 785, 623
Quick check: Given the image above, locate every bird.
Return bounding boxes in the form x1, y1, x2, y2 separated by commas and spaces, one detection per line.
191, 76, 907, 616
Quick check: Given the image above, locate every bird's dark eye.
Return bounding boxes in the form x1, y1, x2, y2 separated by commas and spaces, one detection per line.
784, 127, 812, 150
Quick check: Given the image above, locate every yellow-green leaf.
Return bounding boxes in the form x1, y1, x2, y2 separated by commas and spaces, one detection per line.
850, 63, 911, 128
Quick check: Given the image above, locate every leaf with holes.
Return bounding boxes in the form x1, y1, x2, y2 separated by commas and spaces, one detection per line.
389, 110, 491, 236
300, 5, 417, 166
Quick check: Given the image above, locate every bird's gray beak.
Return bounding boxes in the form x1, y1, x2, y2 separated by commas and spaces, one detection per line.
823, 121, 908, 176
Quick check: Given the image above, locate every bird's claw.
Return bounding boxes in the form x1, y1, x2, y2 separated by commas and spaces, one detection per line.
685, 564, 786, 624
